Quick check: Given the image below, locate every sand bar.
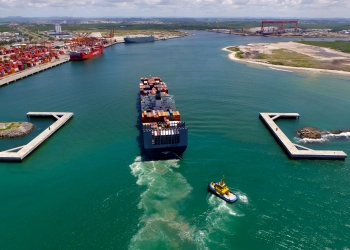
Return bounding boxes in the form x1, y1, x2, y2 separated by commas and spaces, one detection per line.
223, 41, 350, 76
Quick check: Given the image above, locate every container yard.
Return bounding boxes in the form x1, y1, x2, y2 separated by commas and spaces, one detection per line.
0, 43, 66, 79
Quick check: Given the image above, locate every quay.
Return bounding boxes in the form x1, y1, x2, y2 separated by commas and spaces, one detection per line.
0, 55, 70, 87
259, 112, 347, 160
0, 112, 73, 162
104, 41, 123, 48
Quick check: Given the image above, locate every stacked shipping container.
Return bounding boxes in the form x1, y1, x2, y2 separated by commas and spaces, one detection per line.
0, 45, 63, 78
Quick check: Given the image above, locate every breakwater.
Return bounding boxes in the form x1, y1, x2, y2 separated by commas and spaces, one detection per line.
0, 112, 73, 162
259, 112, 347, 160
0, 122, 34, 138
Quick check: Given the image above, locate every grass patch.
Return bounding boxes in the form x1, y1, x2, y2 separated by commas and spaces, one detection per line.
269, 61, 284, 65
257, 53, 268, 59
227, 46, 240, 52
258, 48, 350, 72
296, 41, 350, 54
24, 24, 186, 37
235, 51, 244, 59
261, 49, 322, 68
226, 46, 245, 59
0, 122, 22, 130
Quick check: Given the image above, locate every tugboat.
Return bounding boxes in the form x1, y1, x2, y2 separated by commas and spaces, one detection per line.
208, 175, 238, 203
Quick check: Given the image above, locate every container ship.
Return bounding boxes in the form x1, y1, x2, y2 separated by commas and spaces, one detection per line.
124, 35, 155, 43
139, 77, 188, 159
69, 44, 104, 61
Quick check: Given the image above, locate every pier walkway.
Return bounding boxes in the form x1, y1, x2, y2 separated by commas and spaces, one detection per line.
0, 55, 70, 87
0, 112, 73, 162
259, 112, 347, 160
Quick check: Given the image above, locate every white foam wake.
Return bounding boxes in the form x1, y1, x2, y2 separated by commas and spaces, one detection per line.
323, 131, 350, 139
129, 156, 197, 250
294, 137, 328, 144
192, 193, 245, 249
295, 132, 350, 144
129, 157, 248, 249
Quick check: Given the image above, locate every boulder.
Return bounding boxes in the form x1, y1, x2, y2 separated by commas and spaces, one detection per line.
296, 127, 322, 139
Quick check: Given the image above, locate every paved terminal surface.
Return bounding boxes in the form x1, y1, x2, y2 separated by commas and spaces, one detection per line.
260, 112, 347, 160
0, 55, 70, 87
0, 112, 73, 162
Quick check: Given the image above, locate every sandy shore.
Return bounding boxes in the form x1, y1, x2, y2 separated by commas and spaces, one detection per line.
223, 41, 350, 76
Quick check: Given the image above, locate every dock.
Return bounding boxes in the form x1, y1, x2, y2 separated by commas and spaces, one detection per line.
259, 112, 347, 160
0, 112, 73, 162
0, 55, 70, 87
104, 41, 122, 48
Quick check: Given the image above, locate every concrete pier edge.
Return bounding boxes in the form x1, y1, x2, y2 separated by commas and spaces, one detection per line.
0, 56, 70, 87
259, 112, 347, 160
0, 112, 73, 162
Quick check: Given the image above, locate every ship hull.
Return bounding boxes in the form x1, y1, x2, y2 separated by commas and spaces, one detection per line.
125, 36, 155, 43
144, 146, 187, 160
70, 47, 104, 61
208, 182, 239, 203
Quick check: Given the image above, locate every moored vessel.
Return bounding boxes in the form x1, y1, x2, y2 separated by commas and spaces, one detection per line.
208, 175, 238, 203
125, 35, 155, 43
139, 77, 188, 159
69, 44, 104, 61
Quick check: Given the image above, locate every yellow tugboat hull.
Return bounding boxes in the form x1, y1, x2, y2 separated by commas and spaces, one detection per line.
208, 182, 238, 203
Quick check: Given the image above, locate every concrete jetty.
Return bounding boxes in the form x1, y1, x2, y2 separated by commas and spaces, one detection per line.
0, 112, 73, 162
0, 55, 70, 87
259, 112, 347, 160
104, 42, 122, 48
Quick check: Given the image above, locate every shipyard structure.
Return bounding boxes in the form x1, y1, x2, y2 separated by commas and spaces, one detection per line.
139, 77, 188, 159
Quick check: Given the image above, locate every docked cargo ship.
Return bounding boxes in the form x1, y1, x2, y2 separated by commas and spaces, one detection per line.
139, 77, 188, 159
124, 35, 155, 43
69, 44, 104, 61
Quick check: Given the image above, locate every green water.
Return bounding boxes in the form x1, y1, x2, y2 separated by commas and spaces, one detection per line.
0, 32, 350, 249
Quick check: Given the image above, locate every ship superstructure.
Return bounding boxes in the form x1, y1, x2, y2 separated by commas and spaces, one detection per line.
139, 77, 188, 159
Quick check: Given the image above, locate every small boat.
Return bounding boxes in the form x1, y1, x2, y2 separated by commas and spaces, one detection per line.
208, 175, 238, 203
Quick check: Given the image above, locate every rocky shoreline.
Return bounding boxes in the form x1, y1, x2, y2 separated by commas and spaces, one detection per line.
296, 127, 350, 139
0, 122, 34, 138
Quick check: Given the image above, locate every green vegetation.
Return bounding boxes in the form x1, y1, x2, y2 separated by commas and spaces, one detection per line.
0, 122, 22, 130
18, 18, 350, 36
296, 41, 350, 54
257, 49, 350, 72
269, 61, 285, 65
298, 20, 350, 32
257, 53, 268, 59
24, 24, 185, 37
0, 39, 17, 46
227, 46, 244, 58
265, 49, 319, 68
227, 46, 240, 52
0, 25, 14, 32
23, 19, 261, 34
235, 51, 244, 59
6, 17, 350, 34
